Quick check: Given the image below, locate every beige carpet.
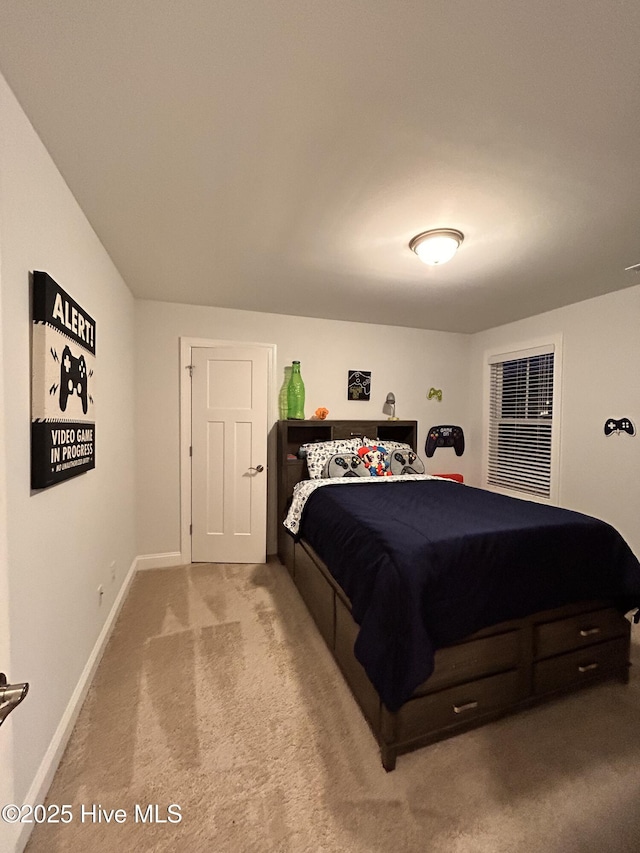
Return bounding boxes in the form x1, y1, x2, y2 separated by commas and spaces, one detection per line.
26, 560, 640, 853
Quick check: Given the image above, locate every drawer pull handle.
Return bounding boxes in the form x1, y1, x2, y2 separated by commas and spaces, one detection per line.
578, 662, 599, 673
579, 627, 601, 637
453, 700, 479, 715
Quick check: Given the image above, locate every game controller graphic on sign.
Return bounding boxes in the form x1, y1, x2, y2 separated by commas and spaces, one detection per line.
59, 345, 89, 414
31, 271, 96, 489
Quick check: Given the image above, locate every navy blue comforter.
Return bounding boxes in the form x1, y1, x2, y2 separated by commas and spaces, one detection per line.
297, 480, 640, 711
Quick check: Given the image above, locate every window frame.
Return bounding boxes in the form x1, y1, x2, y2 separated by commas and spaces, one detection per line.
482, 335, 563, 504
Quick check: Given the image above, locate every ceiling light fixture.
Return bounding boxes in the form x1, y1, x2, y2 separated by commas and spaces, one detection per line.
409, 228, 464, 266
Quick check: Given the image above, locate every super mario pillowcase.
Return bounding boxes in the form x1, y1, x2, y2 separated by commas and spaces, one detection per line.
361, 436, 426, 476
356, 444, 393, 477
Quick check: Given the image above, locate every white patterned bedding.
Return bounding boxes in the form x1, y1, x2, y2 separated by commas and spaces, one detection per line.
283, 474, 449, 536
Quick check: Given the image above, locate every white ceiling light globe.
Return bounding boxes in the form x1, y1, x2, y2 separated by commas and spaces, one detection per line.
409, 229, 464, 266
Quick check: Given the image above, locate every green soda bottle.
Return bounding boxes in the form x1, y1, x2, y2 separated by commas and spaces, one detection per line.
287, 361, 305, 420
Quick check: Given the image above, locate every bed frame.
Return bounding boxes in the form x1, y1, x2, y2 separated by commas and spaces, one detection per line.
276, 419, 632, 770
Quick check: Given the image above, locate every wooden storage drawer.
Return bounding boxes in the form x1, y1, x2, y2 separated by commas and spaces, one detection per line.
534, 607, 627, 660
396, 669, 520, 742
416, 630, 521, 695
534, 637, 628, 695
294, 545, 334, 647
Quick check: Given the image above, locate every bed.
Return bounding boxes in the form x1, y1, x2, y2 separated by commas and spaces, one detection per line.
276, 419, 640, 770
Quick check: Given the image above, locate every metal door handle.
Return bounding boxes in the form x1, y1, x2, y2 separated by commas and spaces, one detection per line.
0, 673, 29, 727
249, 465, 264, 473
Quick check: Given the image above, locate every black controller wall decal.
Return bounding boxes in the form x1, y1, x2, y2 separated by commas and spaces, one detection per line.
604, 418, 635, 437
59, 344, 88, 414
425, 425, 465, 457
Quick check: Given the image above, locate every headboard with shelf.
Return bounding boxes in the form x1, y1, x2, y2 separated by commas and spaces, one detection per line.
276, 418, 417, 566
277, 418, 417, 512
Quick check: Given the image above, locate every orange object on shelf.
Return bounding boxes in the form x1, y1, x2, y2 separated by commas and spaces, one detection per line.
433, 473, 464, 483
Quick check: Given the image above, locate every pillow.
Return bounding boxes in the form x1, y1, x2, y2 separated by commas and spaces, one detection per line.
388, 448, 426, 476
357, 444, 393, 477
321, 452, 370, 479
363, 437, 413, 453
301, 438, 363, 479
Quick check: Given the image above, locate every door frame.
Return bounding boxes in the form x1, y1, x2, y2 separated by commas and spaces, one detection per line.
179, 337, 276, 565
0, 281, 16, 822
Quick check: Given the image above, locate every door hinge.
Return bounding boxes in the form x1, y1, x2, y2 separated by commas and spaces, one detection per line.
186, 364, 194, 378
190, 523, 192, 536
189, 446, 192, 457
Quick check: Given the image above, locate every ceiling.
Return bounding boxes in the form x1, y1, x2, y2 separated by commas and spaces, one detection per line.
1, 1, 639, 333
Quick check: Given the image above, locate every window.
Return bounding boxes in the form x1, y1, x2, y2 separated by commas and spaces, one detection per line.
487, 344, 557, 499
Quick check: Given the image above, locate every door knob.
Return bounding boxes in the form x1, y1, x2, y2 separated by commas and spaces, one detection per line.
0, 673, 29, 727
249, 464, 265, 473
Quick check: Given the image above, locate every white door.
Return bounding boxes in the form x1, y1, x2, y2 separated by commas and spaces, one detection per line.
191, 345, 269, 563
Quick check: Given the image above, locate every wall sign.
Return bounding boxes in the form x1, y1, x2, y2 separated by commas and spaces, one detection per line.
31, 271, 96, 488
347, 370, 371, 401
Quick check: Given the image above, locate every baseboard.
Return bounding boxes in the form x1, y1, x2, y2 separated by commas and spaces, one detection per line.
15, 556, 138, 853
134, 551, 184, 571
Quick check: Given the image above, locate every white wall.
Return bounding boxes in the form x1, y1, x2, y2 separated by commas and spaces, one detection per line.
0, 70, 137, 844
467, 283, 640, 557
135, 299, 471, 557
0, 211, 16, 823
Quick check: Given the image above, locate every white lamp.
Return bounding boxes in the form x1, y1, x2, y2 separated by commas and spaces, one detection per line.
409, 229, 464, 266
383, 392, 398, 420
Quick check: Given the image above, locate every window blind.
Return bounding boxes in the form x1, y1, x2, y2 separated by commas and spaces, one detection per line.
487, 348, 555, 498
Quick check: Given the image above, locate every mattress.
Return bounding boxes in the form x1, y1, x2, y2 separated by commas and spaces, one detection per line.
287, 478, 640, 710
